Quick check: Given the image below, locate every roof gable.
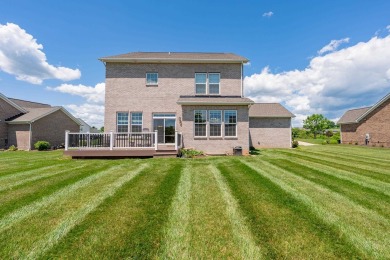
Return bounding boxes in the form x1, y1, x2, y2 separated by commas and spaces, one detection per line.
338, 92, 390, 124
0, 93, 28, 113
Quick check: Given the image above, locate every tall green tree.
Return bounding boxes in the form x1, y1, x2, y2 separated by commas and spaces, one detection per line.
303, 114, 330, 139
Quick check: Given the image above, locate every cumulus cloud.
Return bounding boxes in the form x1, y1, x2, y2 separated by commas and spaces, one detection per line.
317, 38, 350, 55
48, 82, 105, 127
0, 23, 80, 84
245, 34, 390, 126
66, 103, 105, 127
262, 11, 273, 17
47, 83, 105, 103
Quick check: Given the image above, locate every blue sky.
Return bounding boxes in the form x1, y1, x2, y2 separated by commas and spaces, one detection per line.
1, 0, 390, 127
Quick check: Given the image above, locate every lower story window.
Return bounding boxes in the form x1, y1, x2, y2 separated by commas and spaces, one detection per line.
117, 112, 129, 132
209, 110, 222, 137
224, 110, 237, 137
131, 112, 143, 132
194, 110, 207, 137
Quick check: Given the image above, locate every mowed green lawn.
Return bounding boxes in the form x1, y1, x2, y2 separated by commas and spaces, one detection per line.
0, 145, 389, 259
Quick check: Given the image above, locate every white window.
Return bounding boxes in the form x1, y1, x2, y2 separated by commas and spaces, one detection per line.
194, 110, 207, 137
195, 73, 207, 94
117, 112, 129, 132
131, 112, 142, 132
195, 73, 220, 95
209, 73, 220, 94
209, 110, 222, 137
224, 110, 237, 137
146, 73, 158, 85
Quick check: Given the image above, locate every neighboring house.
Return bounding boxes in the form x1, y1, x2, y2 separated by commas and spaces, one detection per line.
338, 92, 390, 147
78, 118, 99, 133
0, 93, 80, 150
99, 52, 294, 155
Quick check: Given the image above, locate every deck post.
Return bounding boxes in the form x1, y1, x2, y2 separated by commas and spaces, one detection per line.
110, 131, 114, 150
175, 131, 178, 151
65, 130, 70, 151
154, 130, 158, 150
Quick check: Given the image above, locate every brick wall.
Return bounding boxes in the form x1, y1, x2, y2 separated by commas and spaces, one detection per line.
31, 110, 80, 149
181, 105, 249, 154
104, 63, 242, 134
0, 99, 22, 149
249, 118, 291, 148
341, 98, 390, 147
7, 124, 30, 150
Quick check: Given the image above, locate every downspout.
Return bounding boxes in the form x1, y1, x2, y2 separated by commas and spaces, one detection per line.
241, 62, 243, 97
29, 122, 32, 151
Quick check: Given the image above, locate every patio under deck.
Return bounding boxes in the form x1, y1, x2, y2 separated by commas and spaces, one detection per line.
63, 148, 179, 159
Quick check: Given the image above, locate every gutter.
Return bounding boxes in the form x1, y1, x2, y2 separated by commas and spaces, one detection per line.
29, 122, 32, 151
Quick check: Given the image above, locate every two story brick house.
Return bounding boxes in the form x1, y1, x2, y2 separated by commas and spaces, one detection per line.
100, 52, 294, 155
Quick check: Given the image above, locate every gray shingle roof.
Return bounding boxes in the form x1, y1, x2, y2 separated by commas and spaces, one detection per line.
8, 107, 61, 123
249, 103, 295, 118
8, 98, 51, 110
338, 107, 371, 124
100, 52, 249, 63
177, 96, 254, 105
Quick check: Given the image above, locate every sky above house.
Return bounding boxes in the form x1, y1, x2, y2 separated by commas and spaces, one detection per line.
1, 0, 390, 127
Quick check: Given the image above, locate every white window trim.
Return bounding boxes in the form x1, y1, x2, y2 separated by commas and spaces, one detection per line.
194, 110, 207, 137
117, 111, 129, 133
224, 110, 238, 138
194, 72, 220, 95
146, 72, 158, 85
130, 112, 143, 132
209, 110, 222, 137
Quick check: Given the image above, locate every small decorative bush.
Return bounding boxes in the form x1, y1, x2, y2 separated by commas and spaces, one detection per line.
7, 145, 18, 151
322, 140, 328, 145
180, 148, 204, 158
329, 139, 338, 144
292, 140, 299, 148
34, 141, 51, 151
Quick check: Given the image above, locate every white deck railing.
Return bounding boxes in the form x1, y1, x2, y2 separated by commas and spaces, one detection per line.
65, 131, 183, 151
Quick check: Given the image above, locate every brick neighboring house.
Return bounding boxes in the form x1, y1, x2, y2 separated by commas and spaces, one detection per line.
0, 93, 80, 150
100, 52, 294, 155
338, 93, 390, 147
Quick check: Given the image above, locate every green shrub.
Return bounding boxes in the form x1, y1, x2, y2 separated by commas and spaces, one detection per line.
180, 148, 204, 158
329, 139, 338, 144
292, 140, 299, 148
7, 145, 18, 151
34, 141, 51, 151
322, 140, 328, 145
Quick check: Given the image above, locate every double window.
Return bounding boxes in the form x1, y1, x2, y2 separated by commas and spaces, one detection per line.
195, 73, 220, 95
116, 112, 143, 132
146, 72, 158, 85
194, 110, 237, 137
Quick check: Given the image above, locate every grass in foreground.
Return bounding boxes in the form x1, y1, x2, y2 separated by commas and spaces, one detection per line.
0, 145, 389, 258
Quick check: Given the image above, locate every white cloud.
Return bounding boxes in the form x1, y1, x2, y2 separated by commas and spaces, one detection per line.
245, 34, 390, 126
387, 25, 390, 33
318, 38, 350, 55
48, 82, 105, 127
66, 103, 105, 127
47, 83, 105, 103
0, 23, 80, 84
262, 11, 273, 17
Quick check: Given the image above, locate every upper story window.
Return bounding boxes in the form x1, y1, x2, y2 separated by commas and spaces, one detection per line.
195, 73, 220, 95
117, 112, 129, 132
146, 73, 158, 85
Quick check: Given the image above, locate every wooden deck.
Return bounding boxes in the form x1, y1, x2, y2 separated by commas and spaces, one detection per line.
64, 146, 179, 159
